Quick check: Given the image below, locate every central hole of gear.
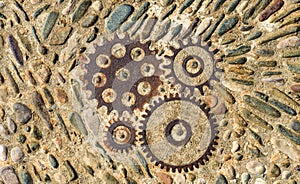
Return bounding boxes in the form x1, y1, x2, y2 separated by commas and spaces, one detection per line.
186, 58, 201, 74
171, 122, 188, 141
113, 126, 131, 144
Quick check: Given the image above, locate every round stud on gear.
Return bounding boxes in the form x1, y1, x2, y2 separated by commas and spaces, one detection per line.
163, 38, 223, 95
82, 33, 164, 114
139, 93, 219, 173
104, 117, 137, 153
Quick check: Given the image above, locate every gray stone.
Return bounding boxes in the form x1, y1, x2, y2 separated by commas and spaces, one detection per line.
0, 166, 20, 184
241, 173, 250, 184
282, 171, 292, 180
13, 103, 32, 124
69, 112, 88, 136
6, 117, 17, 133
49, 27, 72, 45
106, 4, 134, 32
72, 0, 92, 23
10, 147, 24, 163
42, 11, 59, 40
81, 15, 98, 28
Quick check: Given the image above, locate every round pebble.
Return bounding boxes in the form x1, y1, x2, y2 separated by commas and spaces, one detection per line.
10, 147, 24, 163
246, 161, 266, 175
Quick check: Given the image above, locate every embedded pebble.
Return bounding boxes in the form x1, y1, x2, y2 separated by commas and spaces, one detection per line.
241, 173, 250, 184
215, 174, 228, 184
0, 166, 20, 184
291, 84, 300, 93
32, 91, 53, 130
6, 117, 17, 133
226, 45, 251, 57
106, 4, 134, 32
218, 16, 239, 36
222, 165, 236, 180
8, 35, 24, 66
205, 95, 218, 108
282, 171, 292, 180
11, 147, 24, 163
157, 172, 173, 184
102, 172, 119, 184
72, 0, 92, 23
277, 36, 300, 48
231, 141, 240, 153
64, 160, 78, 181
0, 124, 9, 140
49, 154, 59, 169
69, 112, 88, 136
42, 11, 59, 40
243, 95, 281, 118
54, 87, 68, 103
49, 27, 72, 45
62, 0, 76, 15
20, 169, 33, 184
271, 138, 300, 162
290, 120, 300, 133
277, 124, 300, 145
246, 161, 266, 175
0, 145, 7, 161
81, 14, 98, 27
13, 103, 32, 124
259, 0, 284, 21
268, 163, 281, 177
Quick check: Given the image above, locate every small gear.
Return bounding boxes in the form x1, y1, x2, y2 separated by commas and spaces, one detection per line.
163, 38, 223, 94
82, 33, 163, 114
104, 117, 137, 153
139, 93, 219, 173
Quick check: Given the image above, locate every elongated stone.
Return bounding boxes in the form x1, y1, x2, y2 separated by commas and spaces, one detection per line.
81, 14, 98, 27
242, 109, 273, 130
257, 24, 300, 45
72, 0, 92, 23
259, 0, 284, 21
5, 68, 19, 94
179, 0, 195, 14
282, 49, 300, 58
228, 57, 247, 64
161, 4, 176, 20
271, 4, 300, 23
291, 84, 300, 92
277, 124, 300, 145
286, 62, 300, 74
49, 154, 59, 168
49, 26, 72, 45
214, 0, 226, 11
8, 35, 23, 66
262, 71, 282, 76
42, 11, 59, 40
141, 17, 158, 40
33, 4, 50, 19
269, 99, 296, 116
270, 88, 300, 109
243, 95, 281, 118
226, 45, 251, 57
20, 170, 33, 184
254, 91, 268, 101
231, 78, 254, 85
228, 66, 254, 75
64, 160, 78, 181
103, 172, 119, 184
132, 2, 150, 21
279, 13, 300, 28
17, 32, 32, 53
256, 60, 277, 67
247, 31, 262, 41
271, 138, 300, 161
249, 129, 263, 145
106, 4, 134, 32
227, 0, 241, 13
32, 91, 53, 130
69, 112, 88, 136
136, 151, 152, 177
203, 13, 225, 41
218, 16, 239, 36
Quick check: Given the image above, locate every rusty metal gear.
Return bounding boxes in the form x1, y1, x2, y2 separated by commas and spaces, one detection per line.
82, 33, 163, 114
139, 93, 219, 173
163, 38, 223, 94
104, 117, 137, 153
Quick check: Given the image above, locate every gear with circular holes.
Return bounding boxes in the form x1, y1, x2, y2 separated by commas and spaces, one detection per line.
104, 117, 137, 153
163, 38, 223, 94
82, 33, 164, 114
139, 93, 219, 173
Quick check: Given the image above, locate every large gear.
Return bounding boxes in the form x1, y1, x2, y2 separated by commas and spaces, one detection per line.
163, 38, 223, 94
139, 93, 219, 173
82, 33, 163, 114
104, 117, 137, 153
